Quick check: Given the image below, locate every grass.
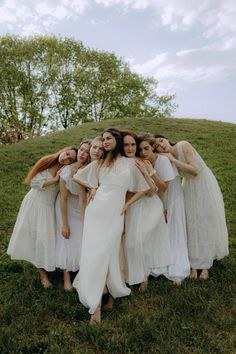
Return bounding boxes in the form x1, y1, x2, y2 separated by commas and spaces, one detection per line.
0, 117, 235, 353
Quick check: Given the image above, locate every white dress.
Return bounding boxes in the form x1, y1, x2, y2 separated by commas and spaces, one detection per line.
7, 170, 58, 271
55, 166, 83, 272
125, 192, 172, 285
72, 157, 149, 314
155, 155, 190, 281
176, 141, 229, 269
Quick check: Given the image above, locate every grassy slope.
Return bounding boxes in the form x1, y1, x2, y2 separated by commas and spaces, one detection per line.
0, 117, 235, 354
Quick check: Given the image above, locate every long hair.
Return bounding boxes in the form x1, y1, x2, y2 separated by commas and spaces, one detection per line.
24, 146, 78, 183
154, 134, 176, 146
120, 129, 140, 157
99, 128, 123, 168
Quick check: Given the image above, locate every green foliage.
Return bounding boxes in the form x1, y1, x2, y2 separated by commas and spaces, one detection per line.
0, 35, 176, 144
0, 117, 235, 353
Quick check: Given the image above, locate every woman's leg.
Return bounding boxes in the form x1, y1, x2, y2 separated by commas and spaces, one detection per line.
63, 270, 72, 291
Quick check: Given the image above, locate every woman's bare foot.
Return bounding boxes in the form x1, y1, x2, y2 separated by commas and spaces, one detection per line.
139, 280, 148, 291
199, 269, 209, 280
103, 295, 114, 311
38, 268, 52, 288
90, 305, 101, 324
173, 279, 182, 286
63, 270, 73, 291
190, 269, 198, 279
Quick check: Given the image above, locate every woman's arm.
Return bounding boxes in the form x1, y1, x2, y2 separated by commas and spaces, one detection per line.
135, 159, 167, 193
78, 184, 87, 221
121, 190, 148, 215
59, 178, 70, 239
161, 142, 198, 176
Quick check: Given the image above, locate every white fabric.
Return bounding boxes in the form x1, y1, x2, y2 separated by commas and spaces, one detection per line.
7, 170, 59, 271
72, 157, 149, 314
176, 141, 229, 269
154, 155, 190, 281
125, 192, 172, 285
55, 166, 83, 272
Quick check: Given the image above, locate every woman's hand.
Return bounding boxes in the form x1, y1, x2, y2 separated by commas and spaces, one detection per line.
159, 152, 176, 163
121, 202, 129, 215
87, 188, 97, 205
54, 167, 65, 183
62, 225, 70, 239
135, 159, 149, 176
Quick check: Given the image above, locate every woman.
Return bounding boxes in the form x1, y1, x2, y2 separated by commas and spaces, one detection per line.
155, 136, 229, 279
77, 137, 105, 220
122, 131, 172, 290
73, 128, 149, 323
7, 147, 78, 288
137, 133, 190, 284
89, 136, 104, 161
55, 141, 91, 291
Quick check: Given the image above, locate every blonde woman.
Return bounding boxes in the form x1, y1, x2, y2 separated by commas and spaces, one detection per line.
55, 141, 91, 290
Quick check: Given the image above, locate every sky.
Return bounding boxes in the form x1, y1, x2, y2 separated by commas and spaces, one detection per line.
0, 0, 235, 124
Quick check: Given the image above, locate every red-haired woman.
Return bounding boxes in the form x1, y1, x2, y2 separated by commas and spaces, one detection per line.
7, 147, 77, 288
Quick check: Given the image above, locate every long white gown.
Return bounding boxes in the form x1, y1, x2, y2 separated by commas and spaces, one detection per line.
7, 170, 58, 271
155, 155, 190, 281
125, 191, 172, 285
55, 166, 83, 272
72, 157, 149, 314
176, 141, 229, 269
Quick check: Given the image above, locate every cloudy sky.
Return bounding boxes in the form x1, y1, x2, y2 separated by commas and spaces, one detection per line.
0, 0, 235, 123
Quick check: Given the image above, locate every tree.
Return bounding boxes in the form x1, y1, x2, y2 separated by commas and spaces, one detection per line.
0, 35, 176, 144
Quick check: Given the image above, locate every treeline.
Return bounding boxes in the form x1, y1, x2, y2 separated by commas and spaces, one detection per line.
0, 35, 176, 144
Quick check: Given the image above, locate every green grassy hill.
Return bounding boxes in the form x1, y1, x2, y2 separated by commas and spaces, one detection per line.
0, 117, 235, 354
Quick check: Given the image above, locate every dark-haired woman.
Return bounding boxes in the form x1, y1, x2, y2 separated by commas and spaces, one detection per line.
73, 128, 149, 323
7, 147, 78, 288
138, 133, 190, 284
122, 131, 172, 290
155, 136, 228, 279
55, 141, 91, 291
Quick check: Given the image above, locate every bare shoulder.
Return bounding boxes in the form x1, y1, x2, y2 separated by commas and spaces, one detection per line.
180, 141, 193, 153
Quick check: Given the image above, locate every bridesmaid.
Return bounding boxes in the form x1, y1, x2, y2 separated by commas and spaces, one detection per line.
7, 147, 77, 288
122, 131, 172, 290
137, 133, 190, 284
77, 137, 105, 220
73, 128, 149, 323
55, 140, 91, 290
155, 135, 229, 279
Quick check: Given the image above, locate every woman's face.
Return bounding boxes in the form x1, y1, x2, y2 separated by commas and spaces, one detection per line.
77, 143, 90, 164
90, 139, 104, 161
102, 132, 117, 151
139, 141, 155, 160
123, 135, 137, 158
155, 138, 171, 153
58, 149, 77, 165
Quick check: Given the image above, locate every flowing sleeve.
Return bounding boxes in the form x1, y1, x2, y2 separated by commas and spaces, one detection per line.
59, 165, 70, 182
155, 155, 175, 182
128, 158, 149, 192
73, 161, 99, 188
30, 170, 49, 190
